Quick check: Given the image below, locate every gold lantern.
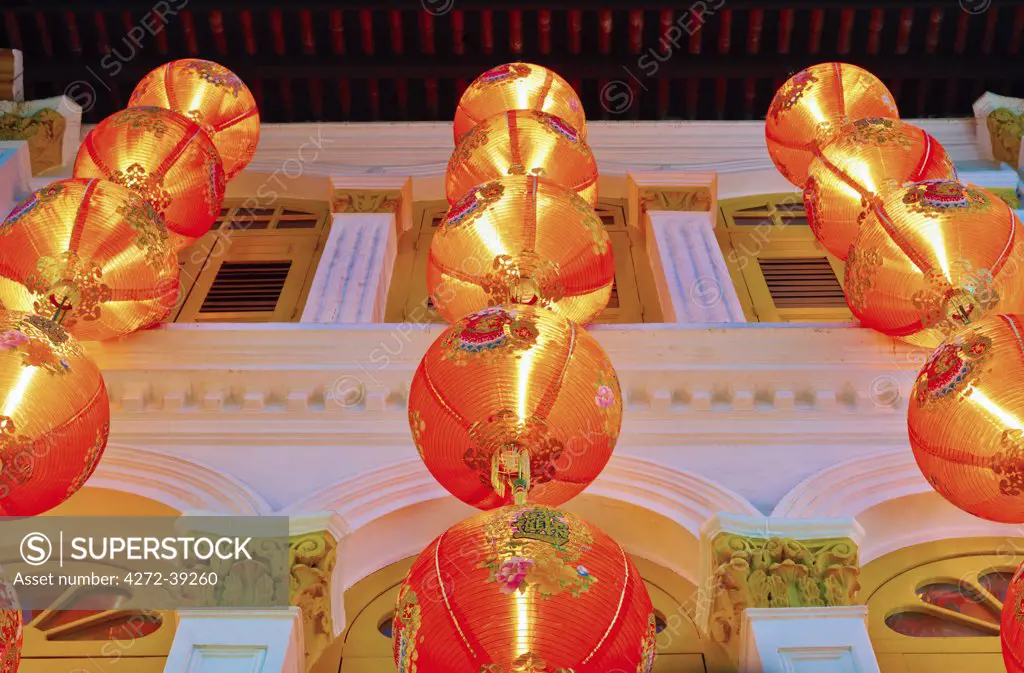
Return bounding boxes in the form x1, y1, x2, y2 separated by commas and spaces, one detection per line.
0, 178, 179, 341
428, 176, 614, 325
130, 59, 260, 180
0, 309, 109, 517
804, 118, 957, 261
454, 62, 586, 144
408, 304, 622, 510
845, 180, 1024, 348
766, 62, 899, 188
447, 109, 598, 207
909, 313, 1024, 523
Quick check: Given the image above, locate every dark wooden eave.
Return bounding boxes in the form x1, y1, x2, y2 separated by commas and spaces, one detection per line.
5, 0, 1024, 124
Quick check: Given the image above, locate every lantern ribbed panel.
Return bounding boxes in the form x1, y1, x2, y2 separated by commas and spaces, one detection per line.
73, 106, 226, 248
454, 63, 586, 145
428, 176, 613, 326
1003, 563, 1024, 673
804, 118, 956, 261
765, 62, 899, 188
0, 310, 109, 517
845, 180, 1024, 348
408, 305, 622, 509
130, 59, 260, 180
0, 178, 179, 341
447, 110, 598, 207
0, 574, 20, 673
909, 313, 1024, 523
393, 505, 656, 673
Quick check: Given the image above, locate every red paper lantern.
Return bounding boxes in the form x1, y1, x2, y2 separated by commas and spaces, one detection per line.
0, 573, 20, 673
130, 59, 260, 180
804, 118, 956, 261
74, 106, 226, 248
447, 110, 598, 207
0, 178, 179, 341
408, 304, 622, 510
0, 310, 109, 516
766, 62, 899, 188
393, 504, 656, 673
1003, 562, 1024, 673
845, 180, 1024, 348
454, 63, 586, 145
428, 176, 614, 325
909, 314, 1024, 523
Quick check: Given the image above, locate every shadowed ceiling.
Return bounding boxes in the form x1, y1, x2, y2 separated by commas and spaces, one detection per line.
4, 0, 1024, 124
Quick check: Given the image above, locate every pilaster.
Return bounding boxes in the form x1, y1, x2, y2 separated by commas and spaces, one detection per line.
697, 513, 865, 658
289, 512, 349, 670
627, 172, 745, 323
300, 176, 412, 323
740, 606, 880, 673
163, 608, 304, 673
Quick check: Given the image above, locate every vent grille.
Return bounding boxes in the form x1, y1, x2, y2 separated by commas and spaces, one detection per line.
199, 261, 292, 314
757, 257, 847, 309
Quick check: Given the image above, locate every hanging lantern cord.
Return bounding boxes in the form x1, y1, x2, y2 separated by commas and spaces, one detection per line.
49, 293, 74, 325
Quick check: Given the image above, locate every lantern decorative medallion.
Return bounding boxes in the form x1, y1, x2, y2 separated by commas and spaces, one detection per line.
909, 313, 1024, 523
0, 178, 179, 341
393, 505, 656, 673
0, 310, 110, 516
454, 62, 586, 145
845, 180, 1024, 348
73, 106, 226, 247
130, 59, 260, 180
428, 176, 614, 326
1003, 562, 1024, 673
447, 110, 598, 207
765, 62, 899, 188
408, 304, 622, 509
804, 117, 956, 261
0, 573, 20, 673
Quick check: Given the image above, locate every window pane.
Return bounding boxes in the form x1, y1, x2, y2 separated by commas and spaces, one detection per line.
886, 611, 992, 637
917, 582, 1000, 623
979, 571, 1015, 603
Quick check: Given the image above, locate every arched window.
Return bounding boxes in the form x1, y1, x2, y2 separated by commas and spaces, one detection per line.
861, 537, 1019, 673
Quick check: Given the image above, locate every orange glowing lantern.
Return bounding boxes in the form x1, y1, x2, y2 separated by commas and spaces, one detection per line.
428, 176, 614, 325
766, 62, 899, 188
394, 504, 656, 673
73, 106, 226, 248
804, 118, 956, 261
0, 573, 20, 673
454, 63, 586, 145
1003, 562, 1024, 673
0, 179, 179, 341
130, 59, 260, 180
408, 304, 622, 510
845, 180, 1024, 348
447, 110, 598, 207
909, 313, 1024, 523
0, 310, 109, 517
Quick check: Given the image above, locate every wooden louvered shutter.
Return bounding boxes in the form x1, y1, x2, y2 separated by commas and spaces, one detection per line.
169, 201, 329, 323
716, 193, 853, 322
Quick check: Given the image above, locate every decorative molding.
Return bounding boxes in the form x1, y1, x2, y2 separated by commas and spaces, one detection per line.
332, 189, 401, 214
639, 187, 713, 213
290, 528, 338, 668
739, 606, 879, 673
973, 92, 1024, 167
698, 514, 862, 648
89, 444, 272, 515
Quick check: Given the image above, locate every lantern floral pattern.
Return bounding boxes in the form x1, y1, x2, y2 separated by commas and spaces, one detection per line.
0, 573, 21, 673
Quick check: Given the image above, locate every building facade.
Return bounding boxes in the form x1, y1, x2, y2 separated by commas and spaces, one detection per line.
1, 112, 1021, 673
